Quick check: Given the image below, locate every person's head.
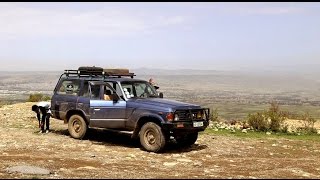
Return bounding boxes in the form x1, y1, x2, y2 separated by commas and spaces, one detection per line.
32, 105, 39, 113
105, 89, 112, 95
149, 78, 155, 85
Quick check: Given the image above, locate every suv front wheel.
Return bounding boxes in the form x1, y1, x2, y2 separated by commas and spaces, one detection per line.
139, 122, 166, 152
68, 114, 87, 139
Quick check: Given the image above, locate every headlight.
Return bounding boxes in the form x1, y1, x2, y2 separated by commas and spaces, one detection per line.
174, 114, 179, 121
197, 111, 203, 119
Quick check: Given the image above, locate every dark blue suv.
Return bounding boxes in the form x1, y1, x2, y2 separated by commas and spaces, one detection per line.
51, 67, 210, 152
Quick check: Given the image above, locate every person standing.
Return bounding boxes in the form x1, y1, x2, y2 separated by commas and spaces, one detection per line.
31, 101, 51, 133
149, 77, 159, 90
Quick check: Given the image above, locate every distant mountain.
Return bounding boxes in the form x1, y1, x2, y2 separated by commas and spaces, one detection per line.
132, 67, 224, 76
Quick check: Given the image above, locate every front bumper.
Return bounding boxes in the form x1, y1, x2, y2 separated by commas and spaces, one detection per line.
162, 120, 209, 133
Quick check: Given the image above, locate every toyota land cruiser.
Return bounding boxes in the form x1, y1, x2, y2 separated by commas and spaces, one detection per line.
51, 66, 210, 152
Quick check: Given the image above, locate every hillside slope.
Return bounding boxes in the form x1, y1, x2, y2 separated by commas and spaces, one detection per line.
0, 102, 320, 178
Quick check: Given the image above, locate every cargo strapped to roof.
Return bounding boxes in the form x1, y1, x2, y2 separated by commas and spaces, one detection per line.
64, 66, 135, 78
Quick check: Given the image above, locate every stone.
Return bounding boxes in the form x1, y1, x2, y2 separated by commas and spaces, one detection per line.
77, 166, 97, 170
163, 162, 178, 167
302, 173, 310, 177
193, 161, 202, 166
6, 165, 51, 175
128, 154, 136, 158
249, 176, 257, 179
172, 154, 180, 158
177, 158, 193, 163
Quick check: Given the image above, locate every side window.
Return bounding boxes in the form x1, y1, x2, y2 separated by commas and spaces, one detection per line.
82, 82, 90, 97
122, 83, 134, 98
57, 79, 80, 95
103, 85, 114, 101
135, 83, 147, 97
108, 82, 123, 97
90, 84, 101, 100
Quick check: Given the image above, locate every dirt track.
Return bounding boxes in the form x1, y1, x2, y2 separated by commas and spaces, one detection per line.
1, 102, 320, 179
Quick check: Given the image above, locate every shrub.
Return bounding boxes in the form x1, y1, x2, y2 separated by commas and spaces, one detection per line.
247, 112, 268, 131
268, 102, 286, 132
43, 95, 51, 101
247, 102, 287, 133
27, 93, 51, 102
210, 108, 219, 122
280, 124, 289, 133
299, 112, 317, 134
0, 101, 12, 108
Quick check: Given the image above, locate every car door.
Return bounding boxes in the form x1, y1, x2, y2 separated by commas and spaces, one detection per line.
88, 81, 127, 129
51, 79, 81, 120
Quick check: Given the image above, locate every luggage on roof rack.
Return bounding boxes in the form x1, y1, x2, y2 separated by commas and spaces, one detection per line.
78, 66, 103, 75
104, 68, 129, 74
104, 68, 135, 78
64, 66, 135, 78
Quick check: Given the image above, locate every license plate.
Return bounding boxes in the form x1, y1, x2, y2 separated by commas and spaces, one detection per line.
193, 121, 203, 127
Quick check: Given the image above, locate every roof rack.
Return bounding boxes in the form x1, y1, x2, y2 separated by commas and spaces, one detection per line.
64, 67, 136, 79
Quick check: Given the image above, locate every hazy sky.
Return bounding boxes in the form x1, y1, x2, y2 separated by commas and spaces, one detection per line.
0, 2, 319, 71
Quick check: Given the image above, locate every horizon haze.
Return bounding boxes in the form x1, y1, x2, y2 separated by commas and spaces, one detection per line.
0, 2, 319, 72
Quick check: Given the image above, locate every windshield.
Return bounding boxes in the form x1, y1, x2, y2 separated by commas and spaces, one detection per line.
121, 81, 158, 99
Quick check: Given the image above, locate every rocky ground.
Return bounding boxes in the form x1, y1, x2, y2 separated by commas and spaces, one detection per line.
1, 102, 320, 179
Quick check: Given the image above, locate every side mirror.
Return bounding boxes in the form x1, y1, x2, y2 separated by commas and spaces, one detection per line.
159, 92, 163, 98
154, 86, 159, 90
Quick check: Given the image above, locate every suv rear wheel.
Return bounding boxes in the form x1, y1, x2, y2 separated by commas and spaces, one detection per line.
139, 122, 166, 152
68, 114, 87, 139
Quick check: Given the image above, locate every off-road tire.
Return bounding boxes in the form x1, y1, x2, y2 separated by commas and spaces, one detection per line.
68, 114, 87, 139
139, 122, 166, 152
176, 132, 198, 147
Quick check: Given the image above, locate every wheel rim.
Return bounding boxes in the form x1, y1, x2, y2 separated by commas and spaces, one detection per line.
73, 119, 82, 133
145, 129, 156, 145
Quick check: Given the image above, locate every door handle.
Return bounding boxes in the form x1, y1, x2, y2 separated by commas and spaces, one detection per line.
94, 108, 100, 111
